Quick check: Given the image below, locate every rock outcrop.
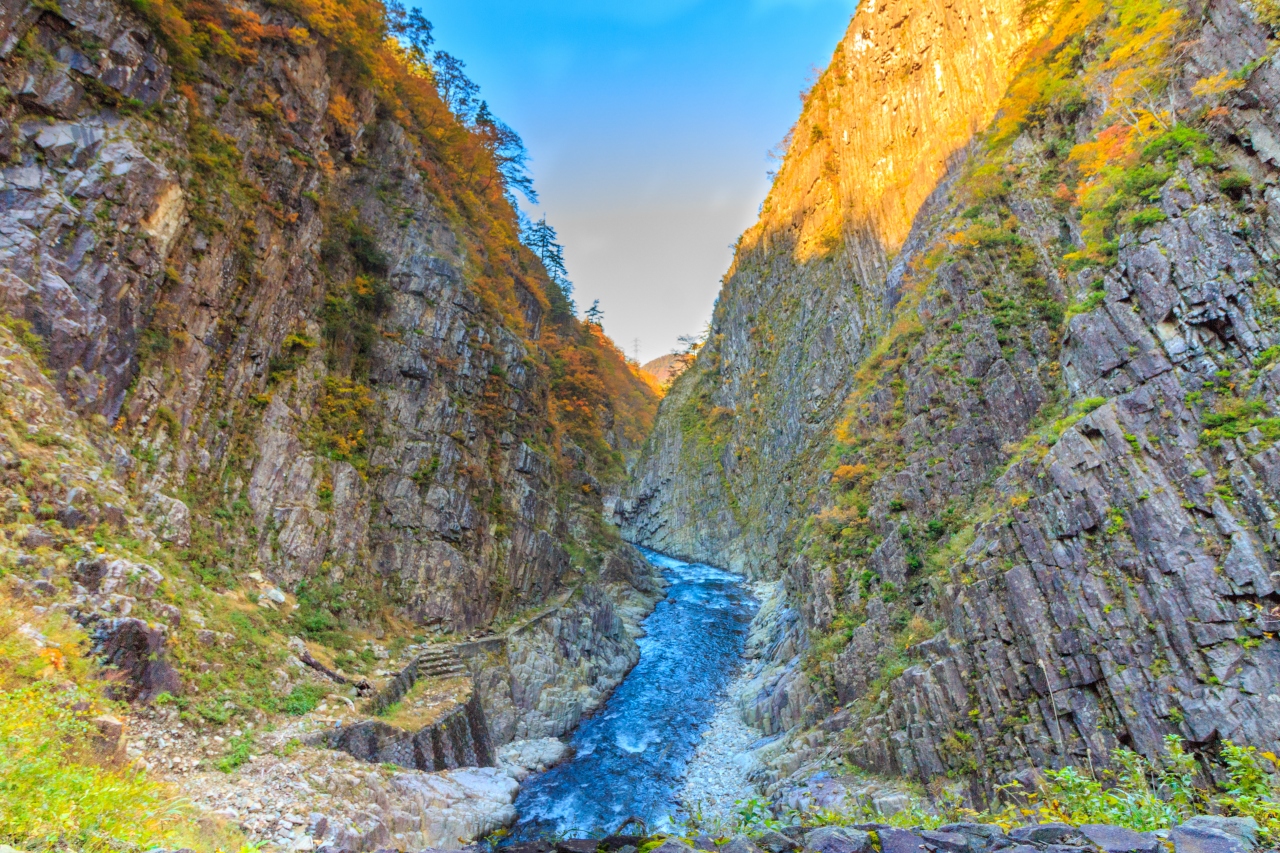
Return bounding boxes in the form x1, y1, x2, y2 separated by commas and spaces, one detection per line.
461, 547, 666, 745
0, 0, 657, 635
620, 0, 1048, 574
626, 0, 1280, 803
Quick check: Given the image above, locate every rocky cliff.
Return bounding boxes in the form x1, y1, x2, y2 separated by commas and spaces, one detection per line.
621, 0, 1047, 574
1, 0, 656, 634
0, 0, 663, 844
625, 0, 1280, 803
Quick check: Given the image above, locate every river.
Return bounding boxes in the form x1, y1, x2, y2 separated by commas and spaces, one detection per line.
507, 547, 756, 839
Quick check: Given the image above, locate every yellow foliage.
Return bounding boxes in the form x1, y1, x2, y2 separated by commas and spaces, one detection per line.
1192, 70, 1248, 99
327, 90, 357, 132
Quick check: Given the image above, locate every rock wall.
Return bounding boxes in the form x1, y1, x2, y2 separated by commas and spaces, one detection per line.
627, 0, 1280, 801
0, 0, 656, 631
462, 545, 665, 745
619, 0, 1045, 574
323, 689, 495, 773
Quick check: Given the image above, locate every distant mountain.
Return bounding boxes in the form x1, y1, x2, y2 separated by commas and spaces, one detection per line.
641, 354, 685, 386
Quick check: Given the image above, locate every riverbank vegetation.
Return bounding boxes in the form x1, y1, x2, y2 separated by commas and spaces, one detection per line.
687, 738, 1279, 844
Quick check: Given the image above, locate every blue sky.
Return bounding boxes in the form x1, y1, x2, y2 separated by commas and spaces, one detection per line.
419, 0, 858, 363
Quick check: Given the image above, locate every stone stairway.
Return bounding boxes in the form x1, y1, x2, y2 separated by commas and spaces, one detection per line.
364, 644, 469, 716
413, 646, 468, 680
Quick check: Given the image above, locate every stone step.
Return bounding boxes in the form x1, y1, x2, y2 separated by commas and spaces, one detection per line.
413, 646, 468, 680
418, 666, 468, 678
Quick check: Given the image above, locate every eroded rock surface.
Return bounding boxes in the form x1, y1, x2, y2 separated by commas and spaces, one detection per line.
624, 0, 1280, 804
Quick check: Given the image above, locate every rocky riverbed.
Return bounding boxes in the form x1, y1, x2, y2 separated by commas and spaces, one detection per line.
496, 815, 1272, 853
507, 550, 756, 839
128, 704, 573, 851
677, 658, 765, 825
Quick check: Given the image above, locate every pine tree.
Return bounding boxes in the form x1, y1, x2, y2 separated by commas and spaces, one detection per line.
385, 0, 434, 68
520, 216, 575, 321
474, 101, 537, 204
584, 300, 604, 327
432, 51, 480, 123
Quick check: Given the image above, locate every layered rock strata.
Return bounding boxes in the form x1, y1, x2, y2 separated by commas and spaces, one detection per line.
626, 0, 1280, 802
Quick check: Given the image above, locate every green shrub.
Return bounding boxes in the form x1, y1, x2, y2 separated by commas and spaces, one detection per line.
282, 684, 327, 716
215, 731, 255, 773
1128, 208, 1168, 229
1220, 172, 1253, 199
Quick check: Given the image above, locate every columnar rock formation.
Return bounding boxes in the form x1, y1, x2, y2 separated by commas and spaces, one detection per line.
624, 0, 1280, 801
622, 0, 1045, 575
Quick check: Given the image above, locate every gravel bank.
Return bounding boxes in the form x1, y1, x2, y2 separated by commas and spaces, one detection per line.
677, 669, 763, 827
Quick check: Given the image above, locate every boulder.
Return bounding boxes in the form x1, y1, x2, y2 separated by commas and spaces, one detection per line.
723, 837, 766, 853
1171, 826, 1248, 853
757, 830, 801, 853
1010, 826, 1086, 846
498, 737, 571, 780
938, 824, 1008, 851
1078, 825, 1160, 853
1180, 818, 1259, 849
92, 617, 181, 702
920, 831, 971, 853
89, 714, 127, 765
804, 827, 873, 853
878, 829, 929, 853
648, 840, 696, 853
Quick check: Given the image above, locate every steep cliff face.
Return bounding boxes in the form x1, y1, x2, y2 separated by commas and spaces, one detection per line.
0, 0, 657, 632
627, 0, 1280, 801
621, 0, 1046, 574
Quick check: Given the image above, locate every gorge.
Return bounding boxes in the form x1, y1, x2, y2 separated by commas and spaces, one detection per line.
4, 0, 1280, 847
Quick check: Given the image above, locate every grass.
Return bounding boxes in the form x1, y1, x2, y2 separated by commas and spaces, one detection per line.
0, 600, 244, 853
216, 731, 256, 772
282, 683, 328, 716
376, 675, 471, 730
0, 684, 195, 852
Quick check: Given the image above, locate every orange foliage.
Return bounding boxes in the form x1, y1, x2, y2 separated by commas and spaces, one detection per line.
327, 90, 357, 132
1071, 123, 1137, 178
544, 324, 657, 473
832, 463, 872, 489
128, 0, 657, 480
